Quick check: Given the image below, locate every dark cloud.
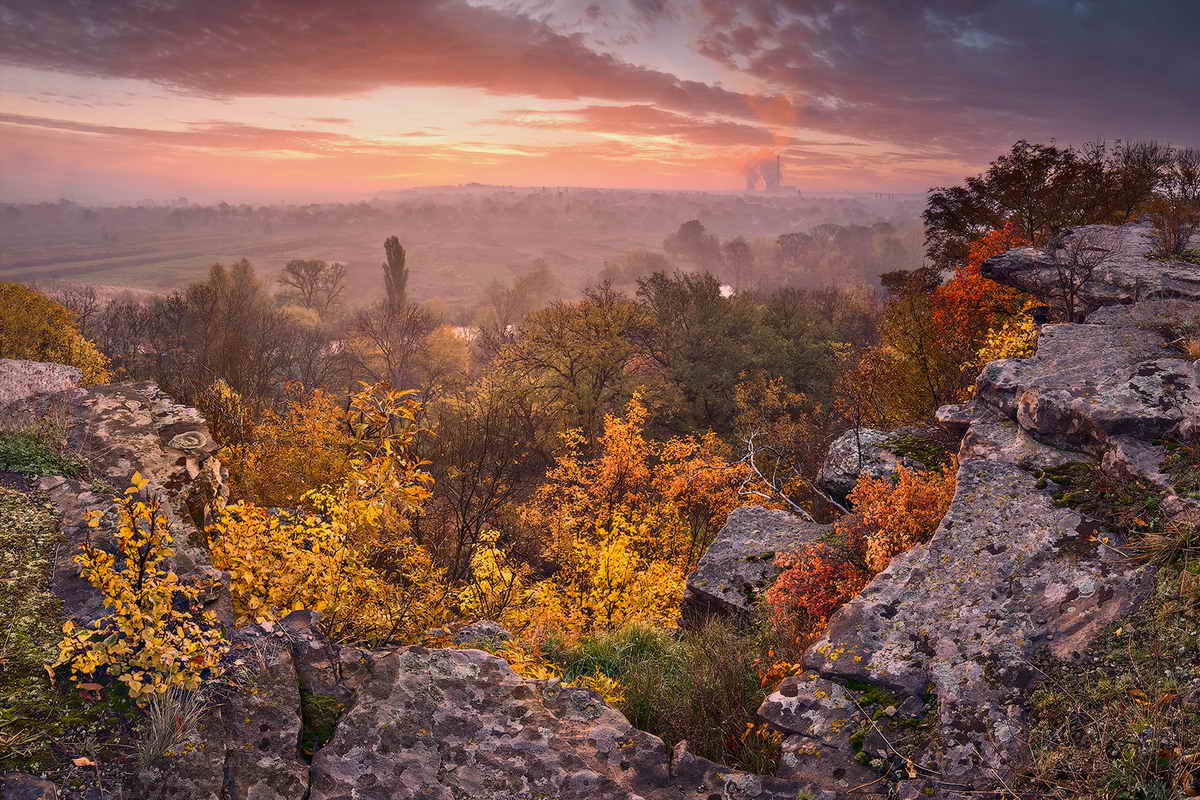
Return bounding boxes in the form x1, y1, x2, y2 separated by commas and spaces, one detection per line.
696, 0, 1200, 160
0, 0, 767, 120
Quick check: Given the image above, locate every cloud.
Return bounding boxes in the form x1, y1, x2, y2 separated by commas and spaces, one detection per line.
497, 104, 785, 146
0, 0, 771, 122
695, 0, 1200, 162
308, 117, 351, 125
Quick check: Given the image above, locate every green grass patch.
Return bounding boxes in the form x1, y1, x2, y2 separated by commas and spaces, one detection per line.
0, 432, 84, 477
1162, 440, 1200, 500
0, 488, 117, 772
1038, 462, 1167, 533
544, 619, 781, 774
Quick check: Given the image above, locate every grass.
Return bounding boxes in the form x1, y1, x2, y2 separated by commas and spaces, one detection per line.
0, 488, 122, 773
0, 431, 85, 477
1022, 565, 1200, 798
543, 619, 783, 774
1038, 462, 1167, 534
1162, 440, 1200, 500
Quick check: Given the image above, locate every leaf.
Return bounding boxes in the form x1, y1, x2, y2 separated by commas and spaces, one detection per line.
1126, 688, 1150, 704
78, 682, 103, 691
72, 756, 96, 767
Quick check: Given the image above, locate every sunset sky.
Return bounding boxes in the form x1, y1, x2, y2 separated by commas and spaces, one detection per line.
1, 0, 1197, 203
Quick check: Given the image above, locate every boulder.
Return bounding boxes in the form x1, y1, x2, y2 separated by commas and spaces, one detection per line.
681, 506, 830, 627
803, 457, 1153, 789
815, 427, 940, 500
0, 774, 59, 800
453, 619, 513, 646
0, 359, 80, 409
308, 645, 808, 800
981, 221, 1200, 313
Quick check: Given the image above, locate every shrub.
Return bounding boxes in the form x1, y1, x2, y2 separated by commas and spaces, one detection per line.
0, 432, 84, 477
1148, 197, 1200, 260
851, 462, 958, 573
208, 384, 442, 645
766, 529, 870, 642
49, 473, 227, 702
0, 282, 111, 384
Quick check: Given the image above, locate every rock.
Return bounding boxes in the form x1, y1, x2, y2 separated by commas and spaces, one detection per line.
0, 359, 80, 410
308, 646, 808, 800
815, 427, 936, 501
981, 221, 1200, 313
681, 506, 830, 627
0, 774, 59, 800
973, 322, 1200, 463
757, 674, 878, 788
803, 458, 1153, 789
30, 381, 233, 625
453, 619, 513, 646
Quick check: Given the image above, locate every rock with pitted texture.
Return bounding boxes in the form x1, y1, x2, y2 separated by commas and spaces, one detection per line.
308, 645, 808, 800
815, 428, 917, 500
681, 506, 831, 627
980, 221, 1200, 313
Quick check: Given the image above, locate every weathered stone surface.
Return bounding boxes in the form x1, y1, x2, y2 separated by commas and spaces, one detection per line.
682, 506, 830, 626
0, 774, 60, 800
981, 221, 1200, 311
758, 674, 878, 788
24, 380, 233, 625
803, 458, 1153, 789
309, 646, 807, 800
973, 323, 1200, 460
815, 427, 931, 500
0, 359, 80, 410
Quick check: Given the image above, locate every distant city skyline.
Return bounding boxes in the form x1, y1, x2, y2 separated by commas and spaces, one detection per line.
1, 0, 1197, 202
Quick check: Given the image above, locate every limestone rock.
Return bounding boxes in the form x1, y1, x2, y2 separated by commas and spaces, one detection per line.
803, 458, 1152, 787
0, 774, 59, 800
757, 674, 878, 788
981, 221, 1200, 312
308, 646, 807, 800
815, 427, 945, 501
0, 359, 81, 410
453, 619, 514, 646
681, 506, 830, 626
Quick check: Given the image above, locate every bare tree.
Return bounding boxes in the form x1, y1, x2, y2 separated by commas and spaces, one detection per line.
278, 259, 347, 316
1048, 228, 1123, 322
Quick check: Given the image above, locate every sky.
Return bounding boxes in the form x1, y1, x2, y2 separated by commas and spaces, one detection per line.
0, 0, 1197, 203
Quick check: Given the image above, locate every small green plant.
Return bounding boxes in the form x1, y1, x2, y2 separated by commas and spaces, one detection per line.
1038, 462, 1167, 533
299, 690, 344, 760
884, 432, 953, 471
0, 432, 84, 477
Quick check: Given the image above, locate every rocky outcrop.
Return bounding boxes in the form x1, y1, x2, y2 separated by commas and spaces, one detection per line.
981, 221, 1200, 313
757, 222, 1200, 796
681, 506, 830, 627
0, 358, 80, 408
816, 426, 942, 500
308, 643, 807, 800
0, 370, 232, 624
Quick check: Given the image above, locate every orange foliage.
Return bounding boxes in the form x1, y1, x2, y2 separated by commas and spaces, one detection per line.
931, 223, 1029, 346
766, 538, 869, 642
850, 461, 958, 573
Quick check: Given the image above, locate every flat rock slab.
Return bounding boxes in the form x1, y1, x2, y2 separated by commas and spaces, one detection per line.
803, 458, 1151, 787
975, 322, 1200, 454
309, 646, 807, 800
682, 506, 830, 627
981, 221, 1200, 310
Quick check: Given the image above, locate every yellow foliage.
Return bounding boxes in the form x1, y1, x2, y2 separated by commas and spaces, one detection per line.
49, 473, 227, 702
0, 282, 111, 384
218, 386, 355, 507
974, 313, 1039, 366
208, 384, 441, 644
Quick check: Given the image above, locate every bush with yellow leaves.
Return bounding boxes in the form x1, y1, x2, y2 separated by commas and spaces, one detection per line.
973, 312, 1039, 366
49, 473, 227, 702
0, 282, 111, 384
208, 384, 443, 645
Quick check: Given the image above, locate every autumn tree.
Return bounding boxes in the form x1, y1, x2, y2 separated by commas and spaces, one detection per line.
382, 236, 408, 316
497, 284, 652, 442
721, 236, 755, 289
664, 219, 722, 272
0, 283, 111, 384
